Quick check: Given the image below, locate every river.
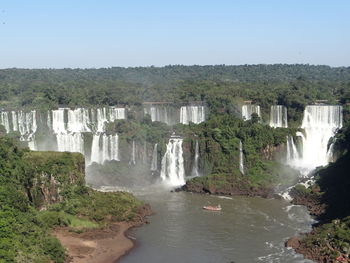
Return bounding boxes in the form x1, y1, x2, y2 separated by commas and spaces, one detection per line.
117, 186, 315, 263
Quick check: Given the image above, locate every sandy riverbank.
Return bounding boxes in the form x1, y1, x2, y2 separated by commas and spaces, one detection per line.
54, 222, 135, 263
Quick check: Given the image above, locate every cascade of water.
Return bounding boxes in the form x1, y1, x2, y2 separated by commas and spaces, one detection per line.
11, 111, 18, 131
96, 108, 108, 132
270, 105, 288, 128
90, 133, 119, 164
110, 134, 119, 161
90, 134, 101, 163
109, 107, 126, 122
144, 106, 170, 125
151, 143, 158, 171
0, 112, 10, 133
239, 140, 245, 175
242, 105, 261, 120
47, 110, 52, 130
191, 140, 200, 177
56, 133, 84, 154
0, 110, 37, 149
67, 108, 91, 133
52, 108, 67, 133
160, 138, 185, 186
130, 140, 136, 165
286, 105, 342, 176
286, 135, 300, 162
180, 106, 205, 124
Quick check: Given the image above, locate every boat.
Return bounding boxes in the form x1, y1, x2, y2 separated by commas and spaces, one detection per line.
203, 204, 221, 211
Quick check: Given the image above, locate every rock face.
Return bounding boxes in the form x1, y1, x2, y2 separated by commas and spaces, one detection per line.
285, 237, 300, 250
23, 151, 85, 209
289, 186, 326, 216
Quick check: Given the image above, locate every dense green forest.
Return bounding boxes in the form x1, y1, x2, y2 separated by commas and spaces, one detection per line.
0, 137, 144, 263
1, 65, 350, 124
1, 64, 350, 262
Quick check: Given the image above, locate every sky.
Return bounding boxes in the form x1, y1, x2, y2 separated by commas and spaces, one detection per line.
0, 0, 349, 68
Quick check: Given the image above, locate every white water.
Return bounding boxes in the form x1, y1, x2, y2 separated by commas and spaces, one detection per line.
0, 107, 125, 164
286, 135, 300, 162
180, 106, 205, 124
160, 138, 185, 186
144, 106, 170, 125
90, 134, 120, 164
0, 110, 37, 149
242, 104, 261, 120
270, 105, 288, 128
191, 140, 200, 177
130, 140, 136, 165
151, 143, 158, 171
239, 140, 245, 175
287, 105, 342, 175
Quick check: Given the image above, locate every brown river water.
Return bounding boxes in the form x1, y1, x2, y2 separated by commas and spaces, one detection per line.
114, 186, 315, 263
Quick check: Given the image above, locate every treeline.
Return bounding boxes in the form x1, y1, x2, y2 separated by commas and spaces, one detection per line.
0, 65, 349, 124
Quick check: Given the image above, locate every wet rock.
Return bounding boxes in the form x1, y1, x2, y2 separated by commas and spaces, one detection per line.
285, 237, 300, 249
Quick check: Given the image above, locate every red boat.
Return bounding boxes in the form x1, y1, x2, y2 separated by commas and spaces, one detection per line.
203, 204, 221, 211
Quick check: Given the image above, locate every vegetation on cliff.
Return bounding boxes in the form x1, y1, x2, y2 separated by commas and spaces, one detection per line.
0, 137, 145, 263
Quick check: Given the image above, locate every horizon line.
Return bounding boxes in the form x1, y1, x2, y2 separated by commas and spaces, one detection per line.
0, 63, 349, 70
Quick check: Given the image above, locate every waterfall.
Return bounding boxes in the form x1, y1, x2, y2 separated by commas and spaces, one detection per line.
90, 133, 119, 164
286, 105, 342, 175
239, 140, 244, 175
52, 108, 67, 133
191, 140, 200, 177
242, 105, 261, 120
144, 105, 170, 125
11, 111, 18, 131
67, 108, 91, 133
270, 105, 288, 128
0, 110, 38, 149
151, 143, 158, 171
180, 106, 205, 124
0, 107, 125, 164
286, 135, 300, 163
56, 133, 84, 154
48, 107, 125, 160
0, 112, 10, 133
160, 138, 185, 186
130, 140, 136, 165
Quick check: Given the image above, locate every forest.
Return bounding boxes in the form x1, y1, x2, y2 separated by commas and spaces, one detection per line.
1, 64, 350, 262
0, 65, 350, 125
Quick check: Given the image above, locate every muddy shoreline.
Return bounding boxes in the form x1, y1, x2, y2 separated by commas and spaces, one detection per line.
54, 204, 153, 263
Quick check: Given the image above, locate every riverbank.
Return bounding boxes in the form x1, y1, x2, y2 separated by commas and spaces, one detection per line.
54, 204, 152, 263
286, 153, 350, 262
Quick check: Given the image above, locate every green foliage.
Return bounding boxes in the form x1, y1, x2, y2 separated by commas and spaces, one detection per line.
0, 136, 144, 262
0, 65, 349, 125
174, 114, 296, 181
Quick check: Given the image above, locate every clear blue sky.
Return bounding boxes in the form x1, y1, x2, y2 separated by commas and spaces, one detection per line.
0, 0, 349, 68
